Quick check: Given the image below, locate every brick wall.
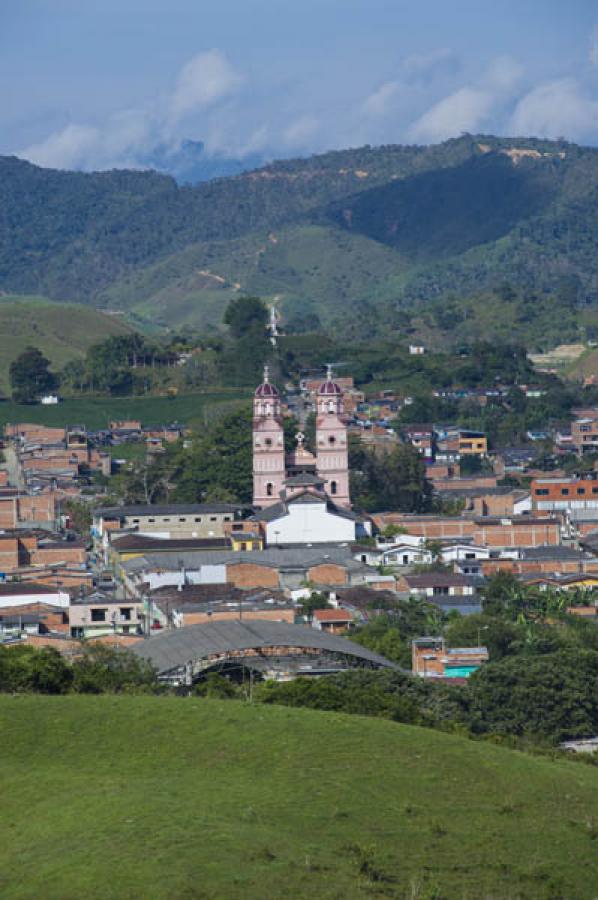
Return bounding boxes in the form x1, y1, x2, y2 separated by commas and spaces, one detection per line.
0, 538, 19, 571
182, 608, 295, 626
226, 563, 279, 589
30, 546, 87, 566
308, 563, 348, 585
473, 520, 559, 547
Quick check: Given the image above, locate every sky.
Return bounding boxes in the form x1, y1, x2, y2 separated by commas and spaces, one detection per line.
2, 0, 598, 170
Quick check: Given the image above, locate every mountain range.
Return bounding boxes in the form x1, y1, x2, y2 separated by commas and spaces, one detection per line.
3, 134, 598, 348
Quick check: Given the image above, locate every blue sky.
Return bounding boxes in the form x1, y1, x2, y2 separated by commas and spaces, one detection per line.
2, 0, 598, 169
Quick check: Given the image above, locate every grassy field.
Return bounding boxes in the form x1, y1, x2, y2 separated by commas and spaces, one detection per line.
0, 295, 133, 392
0, 390, 249, 431
1, 696, 597, 899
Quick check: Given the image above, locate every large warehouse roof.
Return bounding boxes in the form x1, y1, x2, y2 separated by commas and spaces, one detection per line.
132, 620, 396, 674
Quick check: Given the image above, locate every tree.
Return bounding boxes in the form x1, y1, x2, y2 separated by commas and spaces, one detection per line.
351, 440, 433, 513
223, 296, 269, 338
300, 592, 331, 619
0, 645, 73, 694
9, 346, 57, 403
63, 499, 92, 537
72, 644, 158, 694
467, 649, 598, 742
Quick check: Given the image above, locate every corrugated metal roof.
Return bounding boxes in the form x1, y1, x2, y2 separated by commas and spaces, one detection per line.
132, 620, 396, 673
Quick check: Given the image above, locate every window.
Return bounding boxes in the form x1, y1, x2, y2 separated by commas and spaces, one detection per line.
179, 517, 187, 522
402, 554, 409, 565
194, 517, 202, 522
592, 487, 598, 495
148, 518, 155, 523
91, 609, 106, 622
266, 483, 273, 497
240, 542, 247, 551
561, 489, 570, 496
361, 554, 367, 563
163, 518, 171, 522
265, 437, 272, 446
465, 552, 476, 559
232, 523, 243, 532
132, 518, 140, 524
224, 516, 231, 521
535, 489, 549, 496
331, 480, 337, 495
119, 608, 132, 621
329, 436, 336, 445
432, 586, 449, 596
577, 488, 586, 495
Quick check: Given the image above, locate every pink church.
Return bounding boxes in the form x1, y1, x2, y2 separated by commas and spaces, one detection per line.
252, 366, 351, 509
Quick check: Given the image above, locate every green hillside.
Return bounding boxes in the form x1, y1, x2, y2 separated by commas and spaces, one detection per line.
4, 135, 598, 346
0, 296, 132, 393
0, 390, 248, 430
1, 695, 597, 899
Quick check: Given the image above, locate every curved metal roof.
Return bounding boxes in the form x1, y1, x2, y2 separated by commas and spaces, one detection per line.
132, 620, 396, 674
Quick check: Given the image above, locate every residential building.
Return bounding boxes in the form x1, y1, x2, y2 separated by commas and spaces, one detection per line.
411, 637, 488, 678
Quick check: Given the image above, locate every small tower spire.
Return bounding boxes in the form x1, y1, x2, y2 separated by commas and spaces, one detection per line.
263, 364, 270, 384
326, 363, 333, 381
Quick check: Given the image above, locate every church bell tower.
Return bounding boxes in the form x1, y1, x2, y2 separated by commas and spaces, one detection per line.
252, 366, 285, 508
315, 366, 351, 507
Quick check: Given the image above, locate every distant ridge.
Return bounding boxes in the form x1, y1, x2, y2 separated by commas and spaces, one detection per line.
1, 134, 596, 346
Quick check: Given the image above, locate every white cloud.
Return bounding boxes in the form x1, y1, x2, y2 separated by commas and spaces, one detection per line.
18, 49, 242, 170
408, 87, 492, 142
363, 81, 403, 118
282, 115, 318, 149
509, 78, 598, 141
402, 48, 459, 83
170, 50, 241, 122
483, 56, 524, 92
21, 123, 101, 169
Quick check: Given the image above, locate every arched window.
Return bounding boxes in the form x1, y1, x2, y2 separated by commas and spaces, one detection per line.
266, 482, 273, 496
328, 401, 335, 413
331, 480, 337, 495
265, 437, 272, 447
329, 435, 336, 446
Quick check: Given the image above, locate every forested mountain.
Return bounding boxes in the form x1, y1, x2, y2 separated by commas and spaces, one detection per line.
3, 134, 598, 347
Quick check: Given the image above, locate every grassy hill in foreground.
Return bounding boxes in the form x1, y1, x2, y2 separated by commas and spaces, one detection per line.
0, 296, 133, 393
1, 696, 597, 899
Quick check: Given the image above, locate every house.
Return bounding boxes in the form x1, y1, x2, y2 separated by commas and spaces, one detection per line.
147, 584, 294, 629
571, 415, 598, 454
69, 592, 143, 638
311, 608, 354, 634
92, 503, 245, 545
531, 475, 598, 512
409, 345, 425, 355
0, 582, 70, 610
411, 637, 488, 678
120, 546, 371, 597
403, 425, 434, 458
395, 573, 475, 598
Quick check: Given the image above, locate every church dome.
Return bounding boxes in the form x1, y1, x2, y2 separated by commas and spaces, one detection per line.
319, 380, 342, 396
319, 366, 342, 395
255, 366, 279, 398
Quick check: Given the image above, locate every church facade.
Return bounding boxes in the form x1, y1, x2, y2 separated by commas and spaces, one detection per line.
251, 366, 363, 546
252, 366, 350, 509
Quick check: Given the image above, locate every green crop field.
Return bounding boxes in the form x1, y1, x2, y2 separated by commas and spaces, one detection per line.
0, 295, 134, 393
1, 696, 597, 899
0, 390, 249, 431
